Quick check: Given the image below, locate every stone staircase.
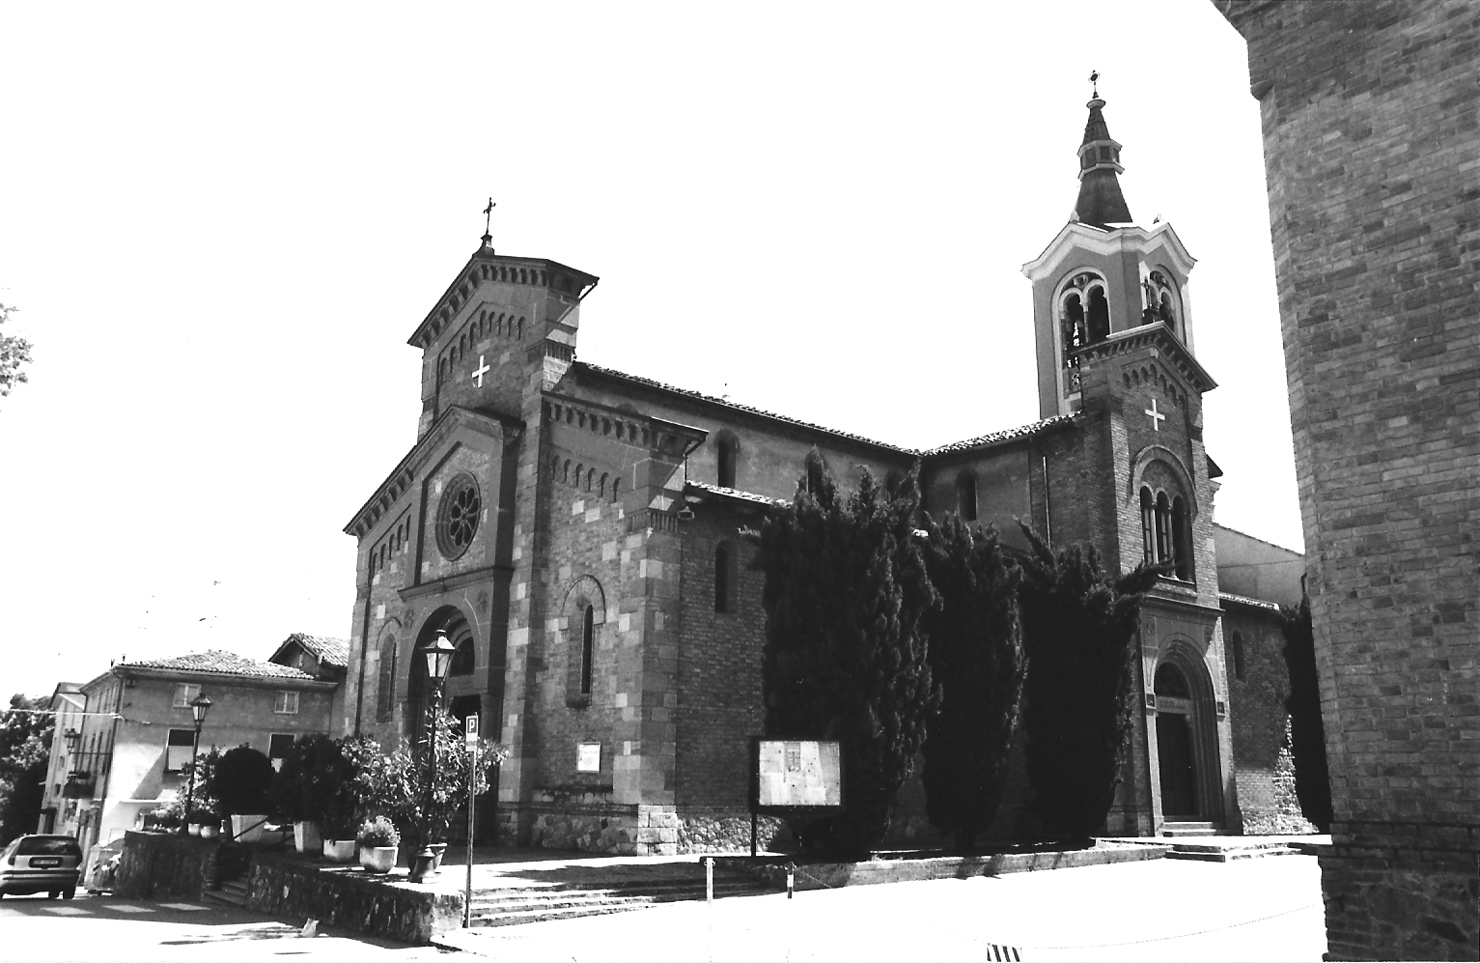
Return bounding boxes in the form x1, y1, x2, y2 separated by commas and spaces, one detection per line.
205, 876, 250, 908
467, 874, 777, 928
1159, 821, 1222, 837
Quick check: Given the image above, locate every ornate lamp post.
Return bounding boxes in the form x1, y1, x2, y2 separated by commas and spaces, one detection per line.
410, 631, 455, 882
180, 694, 212, 837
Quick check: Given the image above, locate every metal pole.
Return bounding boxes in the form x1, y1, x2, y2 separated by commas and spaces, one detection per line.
181, 720, 202, 837
464, 738, 476, 927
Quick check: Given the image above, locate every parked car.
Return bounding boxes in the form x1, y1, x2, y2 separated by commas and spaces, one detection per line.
0, 835, 83, 899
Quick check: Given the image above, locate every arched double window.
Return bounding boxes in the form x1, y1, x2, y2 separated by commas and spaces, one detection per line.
1142, 269, 1182, 339
1057, 272, 1109, 395
1141, 485, 1193, 580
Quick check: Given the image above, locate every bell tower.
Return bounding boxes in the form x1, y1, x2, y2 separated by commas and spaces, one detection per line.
1022, 89, 1206, 420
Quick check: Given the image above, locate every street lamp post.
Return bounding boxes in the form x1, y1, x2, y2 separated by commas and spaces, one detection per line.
410, 631, 455, 882
181, 694, 212, 837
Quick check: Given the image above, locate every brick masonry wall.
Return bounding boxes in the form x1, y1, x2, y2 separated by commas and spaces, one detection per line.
1218, 2, 1480, 958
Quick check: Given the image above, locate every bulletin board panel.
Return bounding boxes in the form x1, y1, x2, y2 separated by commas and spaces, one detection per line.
751, 739, 843, 809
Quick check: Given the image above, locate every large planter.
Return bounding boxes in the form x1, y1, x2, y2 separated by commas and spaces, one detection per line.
429, 842, 448, 871
322, 839, 356, 864
187, 823, 201, 837
359, 845, 397, 874
230, 814, 270, 844
293, 821, 322, 855
199, 823, 218, 840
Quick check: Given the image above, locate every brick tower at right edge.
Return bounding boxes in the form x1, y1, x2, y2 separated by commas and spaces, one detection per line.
1216, 2, 1480, 960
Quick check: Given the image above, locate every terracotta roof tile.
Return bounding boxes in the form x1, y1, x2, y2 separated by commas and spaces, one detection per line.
281, 633, 349, 668
1219, 592, 1283, 613
920, 413, 1084, 456
124, 649, 317, 681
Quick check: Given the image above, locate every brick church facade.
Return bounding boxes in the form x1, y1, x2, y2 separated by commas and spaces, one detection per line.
339, 94, 1273, 854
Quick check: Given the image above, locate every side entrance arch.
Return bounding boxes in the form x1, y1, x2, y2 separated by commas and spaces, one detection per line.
1152, 643, 1223, 826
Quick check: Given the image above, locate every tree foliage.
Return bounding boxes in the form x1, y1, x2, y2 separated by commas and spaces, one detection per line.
758, 453, 939, 856
0, 303, 31, 402
0, 695, 51, 844
918, 515, 1025, 851
1280, 596, 1332, 832
209, 745, 275, 815
1016, 526, 1161, 839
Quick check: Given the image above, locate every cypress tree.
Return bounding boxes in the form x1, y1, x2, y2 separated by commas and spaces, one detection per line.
1280, 596, 1332, 832
919, 514, 1024, 851
1016, 525, 1161, 840
759, 452, 938, 857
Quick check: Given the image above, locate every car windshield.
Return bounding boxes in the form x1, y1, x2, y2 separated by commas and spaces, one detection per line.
14, 837, 80, 857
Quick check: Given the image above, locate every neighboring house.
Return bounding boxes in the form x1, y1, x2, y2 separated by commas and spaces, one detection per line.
267, 633, 350, 735
43, 648, 338, 862
1214, 524, 1307, 833
342, 91, 1299, 853
35, 684, 86, 836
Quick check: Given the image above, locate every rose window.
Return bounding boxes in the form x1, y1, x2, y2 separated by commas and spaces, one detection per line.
436, 473, 481, 560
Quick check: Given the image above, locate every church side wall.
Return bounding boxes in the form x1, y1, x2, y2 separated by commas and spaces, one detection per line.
1220, 1, 1480, 958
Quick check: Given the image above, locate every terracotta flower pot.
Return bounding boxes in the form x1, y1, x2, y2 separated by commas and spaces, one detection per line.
230, 814, 270, 844
199, 824, 218, 840
359, 845, 397, 873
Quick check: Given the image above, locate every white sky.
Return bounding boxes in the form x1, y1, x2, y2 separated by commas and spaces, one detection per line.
0, 1, 1300, 698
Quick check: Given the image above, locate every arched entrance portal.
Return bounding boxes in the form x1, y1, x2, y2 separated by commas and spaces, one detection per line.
1153, 645, 1224, 826
406, 607, 479, 745
1154, 663, 1199, 817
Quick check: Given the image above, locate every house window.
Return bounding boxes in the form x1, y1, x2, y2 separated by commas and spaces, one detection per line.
274, 690, 299, 715
165, 729, 195, 773
450, 638, 475, 676
268, 734, 295, 772
172, 683, 201, 709
715, 543, 734, 614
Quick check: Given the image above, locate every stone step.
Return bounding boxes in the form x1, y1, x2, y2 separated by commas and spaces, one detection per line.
1165, 844, 1300, 862
204, 878, 250, 908
466, 876, 775, 927
1159, 822, 1219, 837
471, 901, 654, 928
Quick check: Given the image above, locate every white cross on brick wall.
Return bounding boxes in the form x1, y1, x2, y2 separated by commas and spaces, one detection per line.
1144, 397, 1166, 431
472, 355, 491, 387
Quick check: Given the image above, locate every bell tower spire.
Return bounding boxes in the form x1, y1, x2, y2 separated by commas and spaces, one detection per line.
1073, 72, 1133, 228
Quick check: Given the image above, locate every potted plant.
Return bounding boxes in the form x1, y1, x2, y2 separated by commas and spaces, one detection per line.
271, 734, 347, 855
322, 736, 383, 862
210, 745, 275, 844
355, 816, 399, 873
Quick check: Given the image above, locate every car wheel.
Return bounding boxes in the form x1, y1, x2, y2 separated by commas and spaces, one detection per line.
63, 888, 76, 900
47, 890, 59, 899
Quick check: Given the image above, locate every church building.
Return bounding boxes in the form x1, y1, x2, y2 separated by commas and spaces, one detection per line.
340, 92, 1260, 853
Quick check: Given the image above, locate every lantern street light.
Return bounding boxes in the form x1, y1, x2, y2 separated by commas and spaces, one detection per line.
180, 694, 213, 837
410, 631, 456, 882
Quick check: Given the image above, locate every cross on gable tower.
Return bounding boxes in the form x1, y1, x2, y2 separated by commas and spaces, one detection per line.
1021, 89, 1235, 836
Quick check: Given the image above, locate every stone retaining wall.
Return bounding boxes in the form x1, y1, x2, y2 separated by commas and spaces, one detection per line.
248, 852, 463, 945
114, 830, 218, 901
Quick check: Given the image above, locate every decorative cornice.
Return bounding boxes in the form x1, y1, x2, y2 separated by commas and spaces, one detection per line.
1073, 322, 1217, 394
543, 391, 708, 457
408, 254, 598, 350
344, 406, 523, 539
398, 564, 513, 601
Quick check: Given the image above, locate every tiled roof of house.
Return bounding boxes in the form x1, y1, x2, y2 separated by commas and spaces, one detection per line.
280, 633, 349, 668
123, 649, 318, 681
920, 413, 1084, 456
685, 481, 790, 507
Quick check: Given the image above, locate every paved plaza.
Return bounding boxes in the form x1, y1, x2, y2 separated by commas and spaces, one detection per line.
3, 851, 1327, 962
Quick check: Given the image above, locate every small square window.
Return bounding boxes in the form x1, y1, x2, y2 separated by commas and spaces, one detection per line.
274, 690, 299, 715
172, 683, 201, 709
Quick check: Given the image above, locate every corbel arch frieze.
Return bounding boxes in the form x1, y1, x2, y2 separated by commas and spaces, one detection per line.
1127, 444, 1199, 517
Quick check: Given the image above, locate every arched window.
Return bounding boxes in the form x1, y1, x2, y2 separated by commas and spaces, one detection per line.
1171, 495, 1191, 580
884, 470, 904, 497
579, 604, 595, 697
716, 432, 740, 489
449, 638, 475, 677
956, 471, 978, 521
1231, 631, 1246, 681
1063, 294, 1085, 349
1140, 487, 1156, 564
715, 543, 734, 614
376, 635, 398, 720
1087, 287, 1110, 342
804, 452, 827, 496
1155, 492, 1172, 564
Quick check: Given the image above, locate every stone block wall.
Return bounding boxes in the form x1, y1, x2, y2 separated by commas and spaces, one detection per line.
1217, 1, 1480, 957
249, 852, 464, 945
114, 830, 218, 901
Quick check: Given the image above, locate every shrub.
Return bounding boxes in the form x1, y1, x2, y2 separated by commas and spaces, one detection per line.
269, 734, 355, 826
1281, 597, 1332, 833
1016, 525, 1161, 840
210, 745, 275, 816
919, 514, 1025, 851
759, 454, 938, 857
355, 815, 399, 848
